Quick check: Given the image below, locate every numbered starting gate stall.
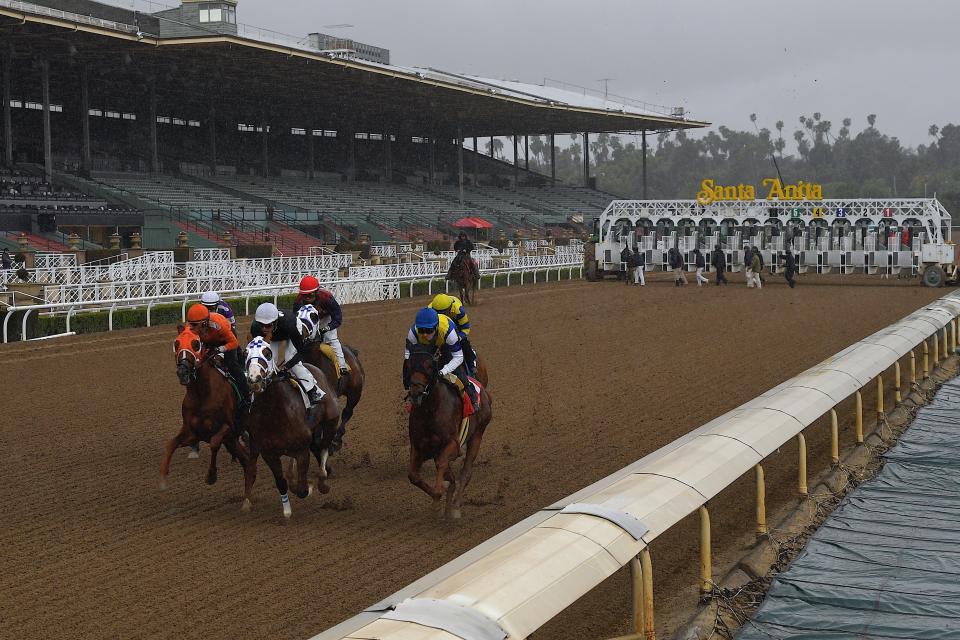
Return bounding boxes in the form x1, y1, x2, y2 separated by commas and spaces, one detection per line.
587, 198, 957, 287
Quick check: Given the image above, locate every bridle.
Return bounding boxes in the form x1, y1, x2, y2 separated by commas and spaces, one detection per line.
246, 336, 280, 396
408, 345, 440, 408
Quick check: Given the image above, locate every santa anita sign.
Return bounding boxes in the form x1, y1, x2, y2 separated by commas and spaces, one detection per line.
696, 178, 823, 206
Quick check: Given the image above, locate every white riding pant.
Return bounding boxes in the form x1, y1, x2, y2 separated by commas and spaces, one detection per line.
753, 270, 763, 289
634, 266, 645, 285
323, 328, 347, 369
695, 268, 709, 285
279, 340, 321, 396
745, 268, 754, 288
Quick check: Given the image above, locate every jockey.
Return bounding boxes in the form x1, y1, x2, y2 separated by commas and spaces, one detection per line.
292, 275, 348, 378
200, 291, 237, 336
404, 307, 478, 410
250, 302, 325, 406
429, 293, 476, 376
453, 232, 479, 280
186, 304, 249, 405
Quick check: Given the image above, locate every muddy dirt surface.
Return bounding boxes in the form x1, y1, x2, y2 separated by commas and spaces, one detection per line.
0, 275, 946, 639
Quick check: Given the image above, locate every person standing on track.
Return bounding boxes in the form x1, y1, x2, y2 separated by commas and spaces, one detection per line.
743, 245, 754, 288
621, 244, 634, 284
750, 249, 763, 289
754, 246, 765, 286
631, 246, 645, 286
712, 246, 728, 286
292, 276, 348, 379
783, 248, 797, 289
693, 248, 709, 286
669, 247, 687, 286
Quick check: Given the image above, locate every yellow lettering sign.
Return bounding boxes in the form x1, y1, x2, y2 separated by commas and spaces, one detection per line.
697, 178, 822, 205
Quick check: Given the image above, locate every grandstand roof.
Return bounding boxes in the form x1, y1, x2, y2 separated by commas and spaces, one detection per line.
0, 1, 709, 138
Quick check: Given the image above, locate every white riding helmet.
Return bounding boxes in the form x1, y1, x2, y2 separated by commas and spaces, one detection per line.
200, 291, 220, 306
255, 302, 281, 325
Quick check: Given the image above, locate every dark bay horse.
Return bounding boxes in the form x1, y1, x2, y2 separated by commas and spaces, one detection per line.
406, 343, 493, 519
301, 339, 365, 452
161, 325, 250, 491
448, 253, 479, 305
242, 337, 341, 518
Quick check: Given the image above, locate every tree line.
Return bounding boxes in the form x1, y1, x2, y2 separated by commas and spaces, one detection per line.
509, 115, 960, 215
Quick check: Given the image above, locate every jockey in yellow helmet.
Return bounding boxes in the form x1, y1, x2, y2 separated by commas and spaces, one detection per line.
430, 293, 476, 375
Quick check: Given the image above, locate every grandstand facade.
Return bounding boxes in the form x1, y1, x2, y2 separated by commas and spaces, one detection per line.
0, 0, 707, 254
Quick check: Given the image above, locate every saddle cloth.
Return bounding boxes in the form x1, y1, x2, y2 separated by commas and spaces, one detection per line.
317, 343, 351, 378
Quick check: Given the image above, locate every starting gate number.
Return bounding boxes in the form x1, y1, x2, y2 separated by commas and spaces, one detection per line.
812, 207, 824, 219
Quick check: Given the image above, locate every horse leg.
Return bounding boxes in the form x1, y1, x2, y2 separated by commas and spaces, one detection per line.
432, 440, 459, 512
452, 430, 484, 519
240, 441, 259, 513
310, 441, 332, 494
160, 426, 195, 490
443, 464, 458, 519
205, 424, 229, 485
262, 453, 292, 519
292, 450, 311, 500
408, 446, 441, 501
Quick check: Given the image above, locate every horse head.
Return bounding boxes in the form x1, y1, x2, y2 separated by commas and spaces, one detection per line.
174, 325, 202, 386
245, 335, 277, 396
407, 343, 439, 408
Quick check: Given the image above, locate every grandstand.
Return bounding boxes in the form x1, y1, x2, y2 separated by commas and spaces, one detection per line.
0, 0, 707, 254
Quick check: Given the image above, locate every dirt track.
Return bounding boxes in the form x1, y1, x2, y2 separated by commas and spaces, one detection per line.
0, 275, 945, 639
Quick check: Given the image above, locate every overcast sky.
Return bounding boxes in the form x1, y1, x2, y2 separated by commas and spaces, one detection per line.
124, 0, 957, 149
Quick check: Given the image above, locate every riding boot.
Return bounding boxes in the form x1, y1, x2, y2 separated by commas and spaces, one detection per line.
456, 368, 478, 411
308, 385, 325, 406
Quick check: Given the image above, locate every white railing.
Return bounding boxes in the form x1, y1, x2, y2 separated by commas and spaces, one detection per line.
508, 254, 581, 268
314, 291, 960, 640
371, 245, 399, 258
348, 261, 445, 280
0, 0, 140, 34
107, 251, 176, 281
34, 253, 77, 269
192, 248, 232, 262
3, 259, 584, 342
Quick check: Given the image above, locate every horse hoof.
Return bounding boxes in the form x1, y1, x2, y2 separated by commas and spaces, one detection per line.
282, 505, 293, 519
450, 508, 462, 520
205, 472, 217, 485
241, 499, 252, 513
307, 482, 315, 498
187, 449, 200, 460
319, 483, 331, 495
159, 479, 168, 491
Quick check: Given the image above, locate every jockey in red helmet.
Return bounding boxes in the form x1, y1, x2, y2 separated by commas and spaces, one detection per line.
293, 275, 348, 378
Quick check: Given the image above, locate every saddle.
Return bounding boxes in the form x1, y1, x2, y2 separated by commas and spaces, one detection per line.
316, 343, 351, 379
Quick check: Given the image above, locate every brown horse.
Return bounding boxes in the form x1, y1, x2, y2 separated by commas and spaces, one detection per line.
242, 336, 341, 518
160, 325, 250, 490
448, 252, 479, 305
406, 343, 493, 519
301, 339, 365, 452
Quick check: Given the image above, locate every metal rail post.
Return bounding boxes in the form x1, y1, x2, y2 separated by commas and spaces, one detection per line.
21, 309, 32, 340
641, 548, 655, 640
923, 341, 929, 379
953, 319, 958, 354
943, 326, 949, 359
830, 409, 839, 465
855, 390, 864, 444
66, 306, 76, 335
755, 464, 767, 537
630, 556, 644, 635
797, 433, 808, 498
699, 505, 711, 597
877, 374, 884, 419
933, 333, 939, 367
911, 349, 916, 385
894, 362, 902, 405
2, 309, 12, 343
147, 300, 155, 327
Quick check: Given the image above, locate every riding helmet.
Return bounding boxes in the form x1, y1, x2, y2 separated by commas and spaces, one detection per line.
299, 275, 320, 294
255, 302, 281, 325
186, 304, 210, 322
430, 293, 454, 312
415, 307, 440, 329
200, 290, 220, 306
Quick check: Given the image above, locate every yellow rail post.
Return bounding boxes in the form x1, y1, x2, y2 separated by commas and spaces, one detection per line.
953, 319, 957, 354
943, 327, 949, 359
797, 433, 808, 498
855, 390, 864, 444
755, 464, 768, 537
630, 556, 644, 635
877, 374, 884, 419
894, 361, 902, 405
933, 333, 939, 367
911, 349, 916, 387
641, 548, 656, 640
699, 505, 712, 598
923, 341, 930, 379
830, 409, 839, 466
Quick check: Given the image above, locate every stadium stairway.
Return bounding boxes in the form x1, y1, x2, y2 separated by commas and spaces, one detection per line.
1, 230, 70, 252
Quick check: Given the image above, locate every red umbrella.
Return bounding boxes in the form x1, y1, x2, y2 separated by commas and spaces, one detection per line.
453, 216, 493, 229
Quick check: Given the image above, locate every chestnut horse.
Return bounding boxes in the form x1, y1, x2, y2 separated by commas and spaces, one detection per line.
160, 325, 250, 491
242, 337, 341, 518
301, 340, 365, 452
448, 253, 479, 305
406, 343, 493, 519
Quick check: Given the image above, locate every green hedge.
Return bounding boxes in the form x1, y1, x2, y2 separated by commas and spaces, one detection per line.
18, 268, 582, 341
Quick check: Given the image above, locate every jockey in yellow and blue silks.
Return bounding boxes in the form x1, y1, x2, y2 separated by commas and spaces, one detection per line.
404, 307, 478, 410
429, 293, 476, 376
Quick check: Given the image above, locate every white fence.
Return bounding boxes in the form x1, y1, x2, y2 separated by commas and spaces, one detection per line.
348, 261, 446, 280
35, 253, 78, 269
192, 248, 232, 261
313, 291, 960, 640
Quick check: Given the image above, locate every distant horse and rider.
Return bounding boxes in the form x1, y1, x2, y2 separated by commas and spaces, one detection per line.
448, 232, 480, 305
